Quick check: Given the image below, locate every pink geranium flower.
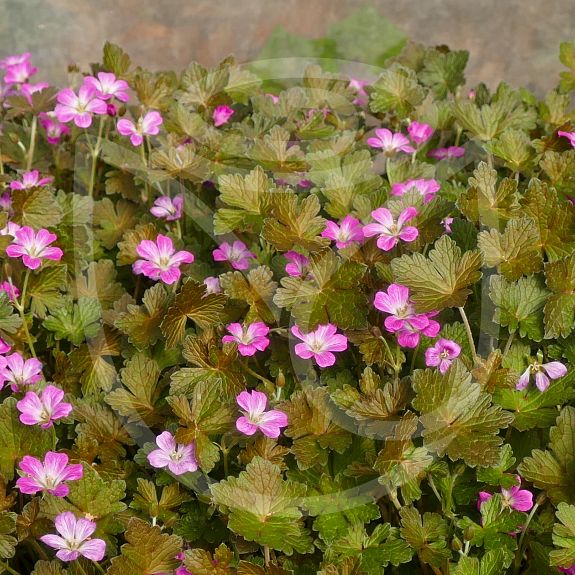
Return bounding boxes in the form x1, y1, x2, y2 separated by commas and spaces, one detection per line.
396, 317, 440, 348
0, 281, 20, 302
284, 251, 309, 277
20, 82, 49, 104
203, 276, 221, 294
54, 86, 107, 128
442, 216, 454, 233
147, 431, 198, 475
0, 338, 10, 354
213, 105, 234, 127
117, 110, 163, 146
0, 53, 31, 69
349, 78, 369, 106
39, 112, 70, 145
516, 360, 567, 392
559, 567, 575, 575
367, 128, 415, 154
9, 170, 53, 190
133, 235, 194, 285
0, 222, 20, 238
428, 146, 465, 160
265, 93, 280, 104
321, 215, 364, 249
425, 339, 461, 374
363, 207, 419, 251
291, 323, 348, 367
40, 512, 106, 562
407, 121, 434, 145
4, 60, 37, 84
222, 322, 270, 356
83, 72, 129, 102
478, 476, 534, 513
558, 131, 575, 148
5, 226, 63, 269
16, 452, 83, 497
0, 352, 43, 391
391, 179, 440, 203
150, 195, 183, 221
16, 385, 72, 428
212, 240, 256, 270
235, 390, 288, 438
0, 192, 12, 214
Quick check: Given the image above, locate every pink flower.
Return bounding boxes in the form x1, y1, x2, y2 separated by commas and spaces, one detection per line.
516, 360, 567, 392
39, 112, 70, 145
235, 390, 288, 438
367, 128, 415, 154
222, 322, 270, 356
117, 110, 163, 146
284, 251, 309, 277
477, 476, 533, 513
321, 215, 364, 249
147, 431, 198, 475
408, 121, 434, 146
83, 72, 129, 102
425, 339, 461, 374
0, 192, 12, 214
5, 226, 63, 270
0, 222, 20, 237
349, 78, 369, 106
40, 512, 106, 562
203, 276, 221, 295
390, 179, 440, 203
16, 452, 83, 497
0, 338, 10, 354
265, 93, 280, 104
291, 323, 348, 368
0, 53, 31, 69
212, 241, 256, 270
442, 216, 454, 233
0, 281, 19, 302
16, 385, 72, 428
559, 567, 575, 575
9, 170, 53, 190
150, 195, 183, 221
133, 235, 194, 285
396, 317, 440, 348
54, 86, 107, 128
558, 131, 575, 148
4, 61, 37, 84
363, 207, 419, 251
20, 82, 49, 104
213, 105, 234, 127
428, 146, 465, 160
0, 352, 43, 391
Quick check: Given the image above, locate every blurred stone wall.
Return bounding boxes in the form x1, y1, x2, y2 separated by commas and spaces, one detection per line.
1, 0, 573, 94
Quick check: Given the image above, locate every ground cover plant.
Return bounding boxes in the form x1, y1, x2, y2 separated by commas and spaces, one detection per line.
3, 11, 575, 575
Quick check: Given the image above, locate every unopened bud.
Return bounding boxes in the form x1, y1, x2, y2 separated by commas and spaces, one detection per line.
463, 526, 476, 541
276, 370, 286, 388
451, 537, 463, 552
536, 492, 547, 506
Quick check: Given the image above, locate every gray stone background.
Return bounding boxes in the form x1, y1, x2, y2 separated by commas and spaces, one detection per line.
1, 0, 574, 95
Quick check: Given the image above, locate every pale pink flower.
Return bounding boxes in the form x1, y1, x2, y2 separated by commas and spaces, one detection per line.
222, 322, 270, 356
425, 339, 461, 374
265, 93, 280, 104
9, 170, 53, 190
516, 360, 567, 392
284, 251, 309, 277
16, 452, 83, 497
428, 146, 465, 160
391, 179, 440, 203
213, 105, 234, 127
0, 53, 31, 69
477, 476, 533, 513
363, 207, 419, 251
147, 431, 198, 475
0, 281, 19, 302
212, 240, 256, 270
442, 216, 454, 233
133, 235, 194, 285
150, 195, 183, 221
0, 352, 43, 391
20, 82, 49, 104
39, 112, 70, 145
4, 61, 37, 84
16, 385, 72, 428
291, 323, 348, 368
407, 121, 434, 145
367, 128, 415, 154
321, 215, 364, 249
349, 78, 369, 106
0, 338, 10, 354
558, 131, 575, 148
40, 512, 106, 562
203, 276, 221, 294
117, 110, 163, 146
83, 72, 129, 102
235, 390, 288, 438
54, 86, 107, 128
5, 226, 63, 270
0, 221, 21, 237
0, 192, 11, 214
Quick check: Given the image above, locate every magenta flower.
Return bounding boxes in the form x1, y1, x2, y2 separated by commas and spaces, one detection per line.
367, 128, 415, 154
150, 195, 183, 221
20, 82, 49, 104
213, 105, 234, 127
363, 207, 419, 251
236, 390, 288, 438
4, 61, 37, 84
291, 323, 348, 368
516, 360, 567, 392
265, 93, 280, 104
203, 276, 221, 294
17, 385, 72, 428
132, 235, 194, 285
147, 431, 198, 475
428, 146, 465, 160
558, 131, 575, 148
284, 251, 309, 277
54, 86, 107, 128
0, 281, 19, 302
83, 72, 129, 102
117, 110, 163, 146
0, 352, 43, 391
425, 339, 461, 374
9, 170, 53, 190
5, 226, 63, 270
0, 222, 20, 237
322, 215, 364, 249
396, 317, 440, 348
559, 567, 575, 575
477, 476, 534, 513
222, 322, 270, 356
0, 53, 31, 69
390, 179, 440, 203
442, 216, 454, 233
16, 452, 83, 497
0, 192, 12, 214
212, 240, 256, 270
40, 512, 106, 562
407, 121, 434, 146
0, 338, 10, 354
39, 112, 70, 145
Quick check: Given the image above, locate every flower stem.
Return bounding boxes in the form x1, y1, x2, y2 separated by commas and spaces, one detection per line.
14, 270, 36, 358
140, 141, 151, 205
0, 562, 23, 575
502, 332, 515, 359
458, 307, 478, 363
410, 342, 420, 373
241, 363, 275, 395
514, 502, 539, 573
88, 116, 106, 198
263, 544, 270, 567
75, 562, 89, 575
26, 115, 37, 171
92, 562, 107, 575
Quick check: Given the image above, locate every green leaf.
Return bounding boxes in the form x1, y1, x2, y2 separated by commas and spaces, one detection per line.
0, 512, 17, 559
419, 48, 469, 99
43, 296, 101, 346
484, 129, 535, 172
27, 264, 67, 319
559, 41, 575, 92
30, 561, 68, 575
73, 260, 125, 310
102, 41, 131, 77
93, 198, 138, 250
250, 125, 307, 173
453, 548, 513, 574
184, 544, 236, 575
369, 64, 425, 117
11, 186, 62, 229
543, 253, 575, 339
0, 292, 22, 334
476, 444, 517, 489
210, 457, 313, 554
550, 502, 575, 568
